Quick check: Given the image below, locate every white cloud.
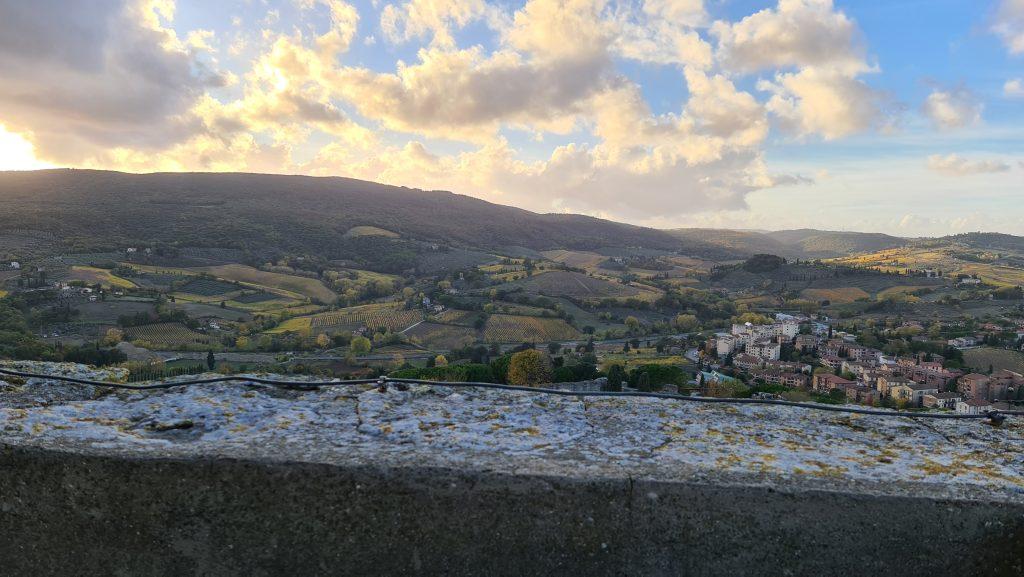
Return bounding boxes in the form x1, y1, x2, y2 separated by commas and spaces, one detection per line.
713, 0, 886, 140
380, 0, 502, 48
711, 0, 869, 75
992, 0, 1024, 55
1005, 78, 1024, 98
926, 153, 1010, 176
922, 86, 982, 130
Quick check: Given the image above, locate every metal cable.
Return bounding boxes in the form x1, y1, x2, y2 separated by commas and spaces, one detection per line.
2, 367, 1020, 421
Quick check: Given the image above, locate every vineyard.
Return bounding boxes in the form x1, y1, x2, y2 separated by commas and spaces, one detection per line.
483, 314, 581, 343
432, 308, 479, 326
124, 322, 212, 346
308, 304, 422, 332
404, 322, 478, 349
179, 277, 238, 296
234, 291, 279, 304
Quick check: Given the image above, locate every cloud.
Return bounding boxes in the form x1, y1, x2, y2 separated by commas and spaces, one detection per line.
331, 46, 611, 141
758, 68, 886, 140
0, 0, 225, 162
711, 0, 869, 75
992, 0, 1024, 55
713, 0, 886, 140
1005, 78, 1024, 98
922, 86, 982, 130
926, 154, 1010, 176
380, 0, 503, 48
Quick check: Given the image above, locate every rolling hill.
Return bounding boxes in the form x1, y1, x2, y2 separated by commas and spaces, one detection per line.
667, 228, 907, 260
0, 170, 684, 259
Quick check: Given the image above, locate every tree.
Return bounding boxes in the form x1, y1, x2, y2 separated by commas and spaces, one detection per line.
507, 349, 552, 387
635, 371, 652, 392
350, 335, 372, 355
605, 364, 625, 392
673, 314, 699, 332
235, 336, 251, 350
206, 350, 216, 370
547, 342, 561, 355
316, 333, 331, 349
625, 316, 641, 333
102, 328, 123, 346
434, 354, 449, 367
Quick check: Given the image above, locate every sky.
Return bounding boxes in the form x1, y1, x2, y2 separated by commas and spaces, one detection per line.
0, 0, 1021, 236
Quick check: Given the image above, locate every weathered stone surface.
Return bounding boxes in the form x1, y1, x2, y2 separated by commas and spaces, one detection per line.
2, 361, 1023, 575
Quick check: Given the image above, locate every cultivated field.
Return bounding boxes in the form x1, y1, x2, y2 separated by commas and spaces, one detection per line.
66, 266, 136, 289
124, 322, 212, 347
271, 303, 421, 334
404, 322, 478, 349
196, 264, 336, 302
179, 277, 239, 296
963, 347, 1024, 374
505, 271, 654, 301
801, 287, 871, 304
343, 225, 399, 238
483, 314, 581, 343
432, 308, 479, 326
541, 250, 607, 270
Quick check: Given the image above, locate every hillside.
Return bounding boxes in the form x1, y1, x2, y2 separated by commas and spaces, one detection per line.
668, 228, 907, 260
0, 169, 684, 262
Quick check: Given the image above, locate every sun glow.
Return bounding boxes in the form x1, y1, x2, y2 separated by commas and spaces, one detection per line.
0, 125, 52, 171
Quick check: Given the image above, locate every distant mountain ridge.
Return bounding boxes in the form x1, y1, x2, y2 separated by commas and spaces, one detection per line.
667, 228, 908, 260
0, 169, 1017, 264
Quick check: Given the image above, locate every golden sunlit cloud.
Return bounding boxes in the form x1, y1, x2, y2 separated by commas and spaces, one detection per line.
0, 125, 52, 171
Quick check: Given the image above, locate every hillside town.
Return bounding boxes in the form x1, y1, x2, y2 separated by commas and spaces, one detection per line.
698, 315, 1023, 414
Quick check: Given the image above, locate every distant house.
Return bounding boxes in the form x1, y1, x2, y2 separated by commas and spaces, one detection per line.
923, 392, 961, 409
812, 373, 856, 394
889, 382, 938, 407
795, 334, 818, 352
780, 373, 809, 388
876, 375, 913, 397
958, 373, 991, 401
733, 353, 763, 371
715, 333, 736, 357
948, 336, 978, 349
748, 340, 781, 361
9, 261, 20, 270
956, 398, 994, 415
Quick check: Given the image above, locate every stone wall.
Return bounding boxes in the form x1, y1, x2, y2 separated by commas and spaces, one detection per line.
1, 446, 1022, 576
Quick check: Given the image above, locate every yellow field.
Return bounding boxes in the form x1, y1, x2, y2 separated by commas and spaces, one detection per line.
483, 314, 581, 343
0, 289, 7, 298
801, 287, 871, 304
68, 266, 136, 289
